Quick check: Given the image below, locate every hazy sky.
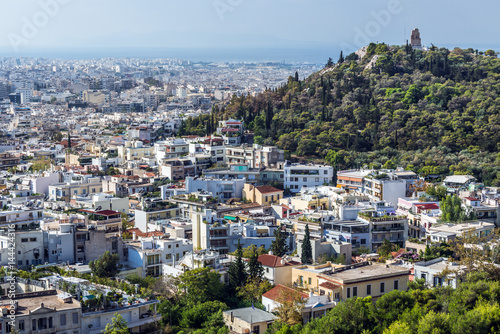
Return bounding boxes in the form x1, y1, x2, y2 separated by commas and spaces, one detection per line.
0, 0, 498, 54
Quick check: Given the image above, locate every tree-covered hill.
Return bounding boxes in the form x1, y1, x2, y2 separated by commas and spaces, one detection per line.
212, 44, 500, 185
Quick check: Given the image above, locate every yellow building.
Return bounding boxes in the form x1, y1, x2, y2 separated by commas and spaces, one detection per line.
319, 262, 410, 301
292, 262, 345, 291
243, 184, 283, 206
293, 262, 410, 302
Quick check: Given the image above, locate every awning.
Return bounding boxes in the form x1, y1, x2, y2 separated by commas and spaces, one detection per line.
224, 216, 237, 221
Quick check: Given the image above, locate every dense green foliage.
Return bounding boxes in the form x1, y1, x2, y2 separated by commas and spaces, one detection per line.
266, 279, 500, 334
89, 251, 120, 278
214, 45, 500, 185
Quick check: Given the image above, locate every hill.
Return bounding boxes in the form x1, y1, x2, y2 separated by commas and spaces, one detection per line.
210, 43, 500, 185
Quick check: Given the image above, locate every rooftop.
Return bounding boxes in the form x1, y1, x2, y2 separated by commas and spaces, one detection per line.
223, 307, 277, 324
319, 263, 410, 284
1, 290, 80, 315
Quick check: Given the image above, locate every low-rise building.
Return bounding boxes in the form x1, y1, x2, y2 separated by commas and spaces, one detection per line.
223, 307, 276, 334
414, 257, 466, 288
243, 184, 283, 206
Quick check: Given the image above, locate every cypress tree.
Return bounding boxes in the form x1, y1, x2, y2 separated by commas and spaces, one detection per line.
247, 245, 264, 281
270, 227, 288, 257
228, 239, 247, 291
301, 224, 313, 264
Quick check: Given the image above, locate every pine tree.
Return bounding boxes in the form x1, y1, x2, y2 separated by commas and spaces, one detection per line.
326, 57, 334, 68
67, 132, 71, 149
247, 244, 264, 281
301, 224, 313, 264
228, 239, 247, 291
294, 71, 299, 82
270, 227, 288, 257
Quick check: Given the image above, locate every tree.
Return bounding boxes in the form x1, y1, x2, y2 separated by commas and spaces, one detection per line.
237, 278, 272, 305
89, 251, 120, 278
326, 57, 334, 68
270, 227, 288, 257
338, 51, 344, 63
274, 286, 306, 326
426, 184, 448, 201
294, 71, 299, 82
228, 239, 247, 291
178, 267, 225, 305
377, 239, 397, 257
301, 224, 313, 264
485, 49, 496, 57
440, 194, 467, 222
247, 245, 264, 281
103, 313, 129, 334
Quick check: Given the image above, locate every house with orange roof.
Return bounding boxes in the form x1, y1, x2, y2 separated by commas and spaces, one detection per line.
258, 254, 302, 285
243, 184, 283, 206
262, 284, 336, 324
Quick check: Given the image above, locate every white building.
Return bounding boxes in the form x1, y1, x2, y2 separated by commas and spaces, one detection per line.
284, 162, 333, 193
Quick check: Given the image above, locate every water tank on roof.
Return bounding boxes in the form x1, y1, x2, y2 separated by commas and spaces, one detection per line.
135, 141, 143, 148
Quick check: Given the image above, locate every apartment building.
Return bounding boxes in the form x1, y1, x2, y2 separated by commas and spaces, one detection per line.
48, 176, 102, 202
134, 201, 180, 233
2, 290, 82, 334
293, 262, 410, 302
284, 162, 333, 193
357, 203, 408, 251
225, 145, 284, 169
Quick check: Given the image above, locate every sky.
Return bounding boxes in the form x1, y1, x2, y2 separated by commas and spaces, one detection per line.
0, 0, 498, 60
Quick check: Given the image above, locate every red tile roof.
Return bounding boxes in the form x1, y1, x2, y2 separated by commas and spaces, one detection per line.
414, 203, 439, 210
256, 185, 283, 194
126, 228, 165, 238
262, 284, 308, 301
319, 282, 340, 290
258, 254, 301, 268
79, 209, 121, 216
465, 197, 480, 201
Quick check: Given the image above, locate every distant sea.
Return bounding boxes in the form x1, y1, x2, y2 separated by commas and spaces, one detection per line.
1, 44, 499, 64
0, 47, 341, 64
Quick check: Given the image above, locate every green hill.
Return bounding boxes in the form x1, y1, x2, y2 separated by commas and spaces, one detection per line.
214, 43, 500, 185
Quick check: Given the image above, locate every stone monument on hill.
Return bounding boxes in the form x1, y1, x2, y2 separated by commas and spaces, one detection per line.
411, 28, 422, 49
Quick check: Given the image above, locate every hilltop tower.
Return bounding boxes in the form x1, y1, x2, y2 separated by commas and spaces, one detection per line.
410, 28, 422, 49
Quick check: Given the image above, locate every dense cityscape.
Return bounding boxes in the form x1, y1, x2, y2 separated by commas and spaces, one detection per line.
1, 2, 500, 334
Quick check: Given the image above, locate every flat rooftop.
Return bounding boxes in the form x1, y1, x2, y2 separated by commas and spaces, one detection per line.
320, 263, 410, 284
2, 290, 80, 315
224, 307, 276, 324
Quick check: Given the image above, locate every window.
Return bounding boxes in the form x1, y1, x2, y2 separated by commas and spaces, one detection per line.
266, 268, 269, 273
49, 317, 53, 328
72, 312, 78, 324
303, 177, 307, 182
361, 239, 366, 244
168, 245, 171, 249
19, 320, 25, 330
353, 286, 358, 297
30, 238, 37, 242
347, 287, 351, 298
324, 170, 328, 174
166, 254, 171, 259
308, 277, 312, 285
366, 284, 371, 295
334, 292, 340, 300
394, 280, 399, 290
380, 282, 385, 293
32, 319, 36, 330
60, 314, 66, 326
21, 238, 28, 242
